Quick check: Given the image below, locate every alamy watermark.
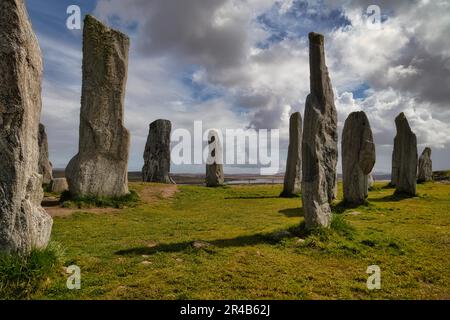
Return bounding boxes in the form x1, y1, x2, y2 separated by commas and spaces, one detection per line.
366, 5, 381, 30
366, 265, 381, 290
171, 121, 280, 175
66, 5, 81, 30
66, 265, 81, 290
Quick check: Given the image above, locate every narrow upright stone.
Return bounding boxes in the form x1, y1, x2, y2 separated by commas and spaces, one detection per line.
38, 124, 53, 185
143, 119, 174, 184
417, 147, 432, 183
301, 32, 338, 229
206, 130, 224, 187
391, 113, 417, 195
342, 111, 376, 205
50, 178, 69, 193
368, 174, 375, 191
281, 112, 302, 197
0, 0, 53, 254
66, 15, 130, 197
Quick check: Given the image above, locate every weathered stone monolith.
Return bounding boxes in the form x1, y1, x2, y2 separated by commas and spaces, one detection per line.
50, 178, 69, 193
65, 15, 130, 197
368, 174, 375, 191
143, 119, 174, 184
38, 124, 53, 185
301, 32, 338, 229
418, 147, 432, 183
281, 112, 302, 197
0, 0, 53, 254
342, 111, 376, 205
391, 113, 417, 195
206, 130, 224, 187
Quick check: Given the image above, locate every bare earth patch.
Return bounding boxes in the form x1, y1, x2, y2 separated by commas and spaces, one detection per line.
138, 183, 179, 203
42, 196, 120, 217
43, 184, 178, 217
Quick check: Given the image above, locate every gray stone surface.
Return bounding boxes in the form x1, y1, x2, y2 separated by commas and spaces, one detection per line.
50, 178, 69, 193
206, 130, 224, 187
301, 32, 338, 229
38, 124, 53, 185
342, 111, 376, 205
0, 0, 53, 254
368, 174, 375, 191
66, 15, 130, 197
391, 113, 418, 195
142, 120, 174, 184
281, 112, 302, 197
418, 147, 432, 183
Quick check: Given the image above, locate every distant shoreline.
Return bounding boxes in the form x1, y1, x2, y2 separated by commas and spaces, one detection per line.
52, 169, 391, 185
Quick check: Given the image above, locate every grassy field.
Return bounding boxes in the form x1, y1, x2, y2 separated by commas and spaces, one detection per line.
17, 182, 450, 299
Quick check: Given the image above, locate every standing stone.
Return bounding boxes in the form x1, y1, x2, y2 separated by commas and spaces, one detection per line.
281, 112, 302, 197
65, 15, 130, 197
368, 174, 375, 191
50, 178, 69, 193
0, 0, 53, 254
206, 130, 224, 187
418, 147, 432, 183
342, 111, 376, 205
391, 113, 417, 195
38, 124, 53, 185
301, 32, 338, 229
142, 119, 174, 184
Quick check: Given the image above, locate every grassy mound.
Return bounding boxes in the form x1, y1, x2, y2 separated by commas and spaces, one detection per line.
61, 190, 140, 209
0, 242, 65, 300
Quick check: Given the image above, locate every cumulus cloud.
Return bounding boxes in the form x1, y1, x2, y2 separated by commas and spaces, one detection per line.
38, 0, 450, 172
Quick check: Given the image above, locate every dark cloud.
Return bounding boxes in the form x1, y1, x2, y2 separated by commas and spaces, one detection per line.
369, 38, 450, 109
116, 0, 248, 69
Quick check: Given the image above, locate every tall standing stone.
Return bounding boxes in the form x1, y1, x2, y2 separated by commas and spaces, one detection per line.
0, 0, 53, 254
281, 112, 302, 197
142, 119, 174, 184
417, 147, 432, 183
66, 15, 130, 197
368, 173, 375, 191
38, 124, 53, 185
206, 130, 224, 187
301, 32, 338, 229
342, 111, 376, 205
391, 113, 417, 195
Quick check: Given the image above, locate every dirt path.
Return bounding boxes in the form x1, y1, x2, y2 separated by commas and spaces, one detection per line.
43, 184, 179, 218
138, 183, 179, 203
42, 196, 121, 218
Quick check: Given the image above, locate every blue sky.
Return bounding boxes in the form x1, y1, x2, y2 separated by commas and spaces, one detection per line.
26, 0, 450, 173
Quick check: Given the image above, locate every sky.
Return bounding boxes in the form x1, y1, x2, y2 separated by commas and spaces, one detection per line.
27, 0, 450, 174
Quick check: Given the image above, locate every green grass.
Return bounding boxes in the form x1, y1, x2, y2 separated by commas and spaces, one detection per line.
61, 190, 140, 209
12, 182, 450, 299
0, 242, 65, 300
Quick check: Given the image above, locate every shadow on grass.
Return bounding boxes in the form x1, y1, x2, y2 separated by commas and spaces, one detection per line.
279, 192, 301, 198
41, 198, 60, 207
331, 200, 369, 214
371, 191, 417, 202
278, 207, 304, 217
381, 183, 395, 190
115, 231, 296, 256
115, 214, 358, 257
224, 196, 281, 200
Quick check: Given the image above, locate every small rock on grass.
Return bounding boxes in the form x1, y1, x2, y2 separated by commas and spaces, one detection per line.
191, 241, 212, 249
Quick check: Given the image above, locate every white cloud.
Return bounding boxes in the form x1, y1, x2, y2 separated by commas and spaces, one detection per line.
37, 0, 450, 173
